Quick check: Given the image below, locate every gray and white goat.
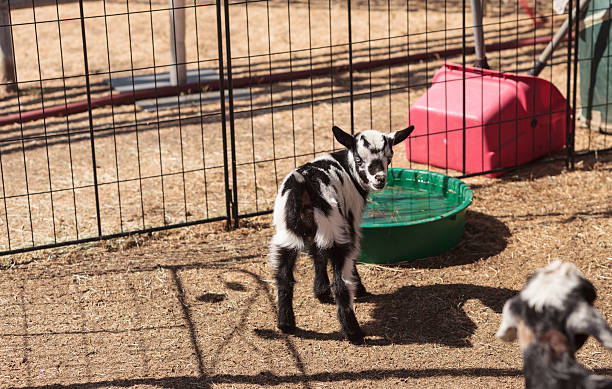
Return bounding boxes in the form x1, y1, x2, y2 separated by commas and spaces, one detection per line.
268, 125, 414, 344
497, 261, 612, 388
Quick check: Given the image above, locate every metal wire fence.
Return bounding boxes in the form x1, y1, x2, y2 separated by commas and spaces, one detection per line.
0, 0, 609, 255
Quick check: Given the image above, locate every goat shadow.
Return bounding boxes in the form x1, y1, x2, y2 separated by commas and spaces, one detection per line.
396, 209, 511, 269
361, 283, 516, 347
255, 283, 517, 347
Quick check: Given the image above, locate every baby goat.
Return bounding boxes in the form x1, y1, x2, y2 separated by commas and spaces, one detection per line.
496, 261, 612, 389
269, 125, 414, 344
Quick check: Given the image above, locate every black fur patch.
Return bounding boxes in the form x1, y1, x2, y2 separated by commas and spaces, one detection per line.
347, 211, 355, 241
335, 170, 344, 185
368, 159, 384, 176
360, 136, 371, 149
331, 150, 368, 200
522, 342, 601, 389
357, 168, 368, 186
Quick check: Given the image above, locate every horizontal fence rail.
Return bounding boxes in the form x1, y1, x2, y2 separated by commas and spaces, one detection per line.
0, 0, 609, 255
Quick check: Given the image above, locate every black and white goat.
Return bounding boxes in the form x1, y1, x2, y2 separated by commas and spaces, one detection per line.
496, 261, 612, 388
269, 125, 414, 344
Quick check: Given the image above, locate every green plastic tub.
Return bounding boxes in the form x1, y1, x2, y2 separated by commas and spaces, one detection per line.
578, 0, 612, 132
359, 168, 473, 264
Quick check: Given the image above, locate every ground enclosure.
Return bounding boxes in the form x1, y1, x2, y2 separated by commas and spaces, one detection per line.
0, 153, 610, 388
0, 1, 611, 388
0, 0, 610, 253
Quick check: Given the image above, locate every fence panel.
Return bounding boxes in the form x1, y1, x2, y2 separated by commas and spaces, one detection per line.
0, 0, 232, 254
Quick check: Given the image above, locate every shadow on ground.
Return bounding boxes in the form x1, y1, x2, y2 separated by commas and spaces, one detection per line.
400, 210, 511, 269
256, 283, 517, 347
8, 367, 527, 389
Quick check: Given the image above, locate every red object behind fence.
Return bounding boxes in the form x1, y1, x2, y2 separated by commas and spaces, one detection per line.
405, 64, 569, 176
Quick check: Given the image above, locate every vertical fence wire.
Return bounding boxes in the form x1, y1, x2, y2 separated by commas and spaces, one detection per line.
462, 0, 467, 175
6, 1, 35, 247
244, 1, 259, 213
124, 1, 147, 230
386, 0, 391, 133
102, 0, 125, 234
444, 0, 449, 176
192, 2, 211, 220
31, 5, 58, 244
168, 0, 189, 224
406, 0, 412, 169
328, 0, 335, 139
367, 0, 373, 129
566, 0, 574, 167
147, 0, 167, 226
307, 0, 316, 159
570, 0, 580, 169
54, 0, 81, 240
78, 0, 102, 238
286, 0, 297, 167
265, 1, 279, 195
347, 0, 354, 135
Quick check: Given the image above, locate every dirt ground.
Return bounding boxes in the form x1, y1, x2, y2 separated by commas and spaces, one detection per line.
0, 150, 610, 389
0, 2, 611, 387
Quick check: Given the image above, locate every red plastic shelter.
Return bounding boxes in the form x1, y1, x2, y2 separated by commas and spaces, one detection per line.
405, 63, 570, 176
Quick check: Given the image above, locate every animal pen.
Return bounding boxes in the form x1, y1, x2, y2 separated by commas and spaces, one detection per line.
0, 0, 609, 255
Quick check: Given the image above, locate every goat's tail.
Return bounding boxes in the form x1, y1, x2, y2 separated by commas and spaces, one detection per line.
283, 171, 316, 240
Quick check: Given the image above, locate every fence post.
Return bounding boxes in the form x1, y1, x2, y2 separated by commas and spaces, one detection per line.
0, 2, 16, 93
215, 0, 233, 230
169, 0, 186, 85
223, 0, 239, 228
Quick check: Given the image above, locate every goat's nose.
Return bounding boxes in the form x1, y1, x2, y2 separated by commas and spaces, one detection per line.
375, 174, 385, 183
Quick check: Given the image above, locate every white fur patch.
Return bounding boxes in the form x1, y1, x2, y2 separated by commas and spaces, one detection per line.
358, 130, 390, 151
354, 131, 394, 191
520, 261, 585, 312
496, 299, 519, 341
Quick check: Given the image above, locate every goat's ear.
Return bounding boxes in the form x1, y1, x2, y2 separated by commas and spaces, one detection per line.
388, 126, 415, 146
332, 126, 355, 149
566, 301, 612, 350
496, 297, 521, 342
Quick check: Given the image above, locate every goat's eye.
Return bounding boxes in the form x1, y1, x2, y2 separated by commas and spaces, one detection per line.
355, 156, 363, 166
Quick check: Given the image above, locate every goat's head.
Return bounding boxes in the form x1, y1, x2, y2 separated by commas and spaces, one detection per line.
496, 261, 612, 354
332, 125, 414, 191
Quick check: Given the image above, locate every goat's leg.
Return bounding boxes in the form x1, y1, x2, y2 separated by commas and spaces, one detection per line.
328, 245, 364, 344
271, 244, 298, 333
352, 262, 369, 298
310, 247, 333, 304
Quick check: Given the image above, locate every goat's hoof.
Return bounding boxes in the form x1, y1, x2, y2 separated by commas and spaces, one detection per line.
278, 322, 296, 334
354, 285, 369, 299
346, 331, 365, 345
315, 290, 334, 304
